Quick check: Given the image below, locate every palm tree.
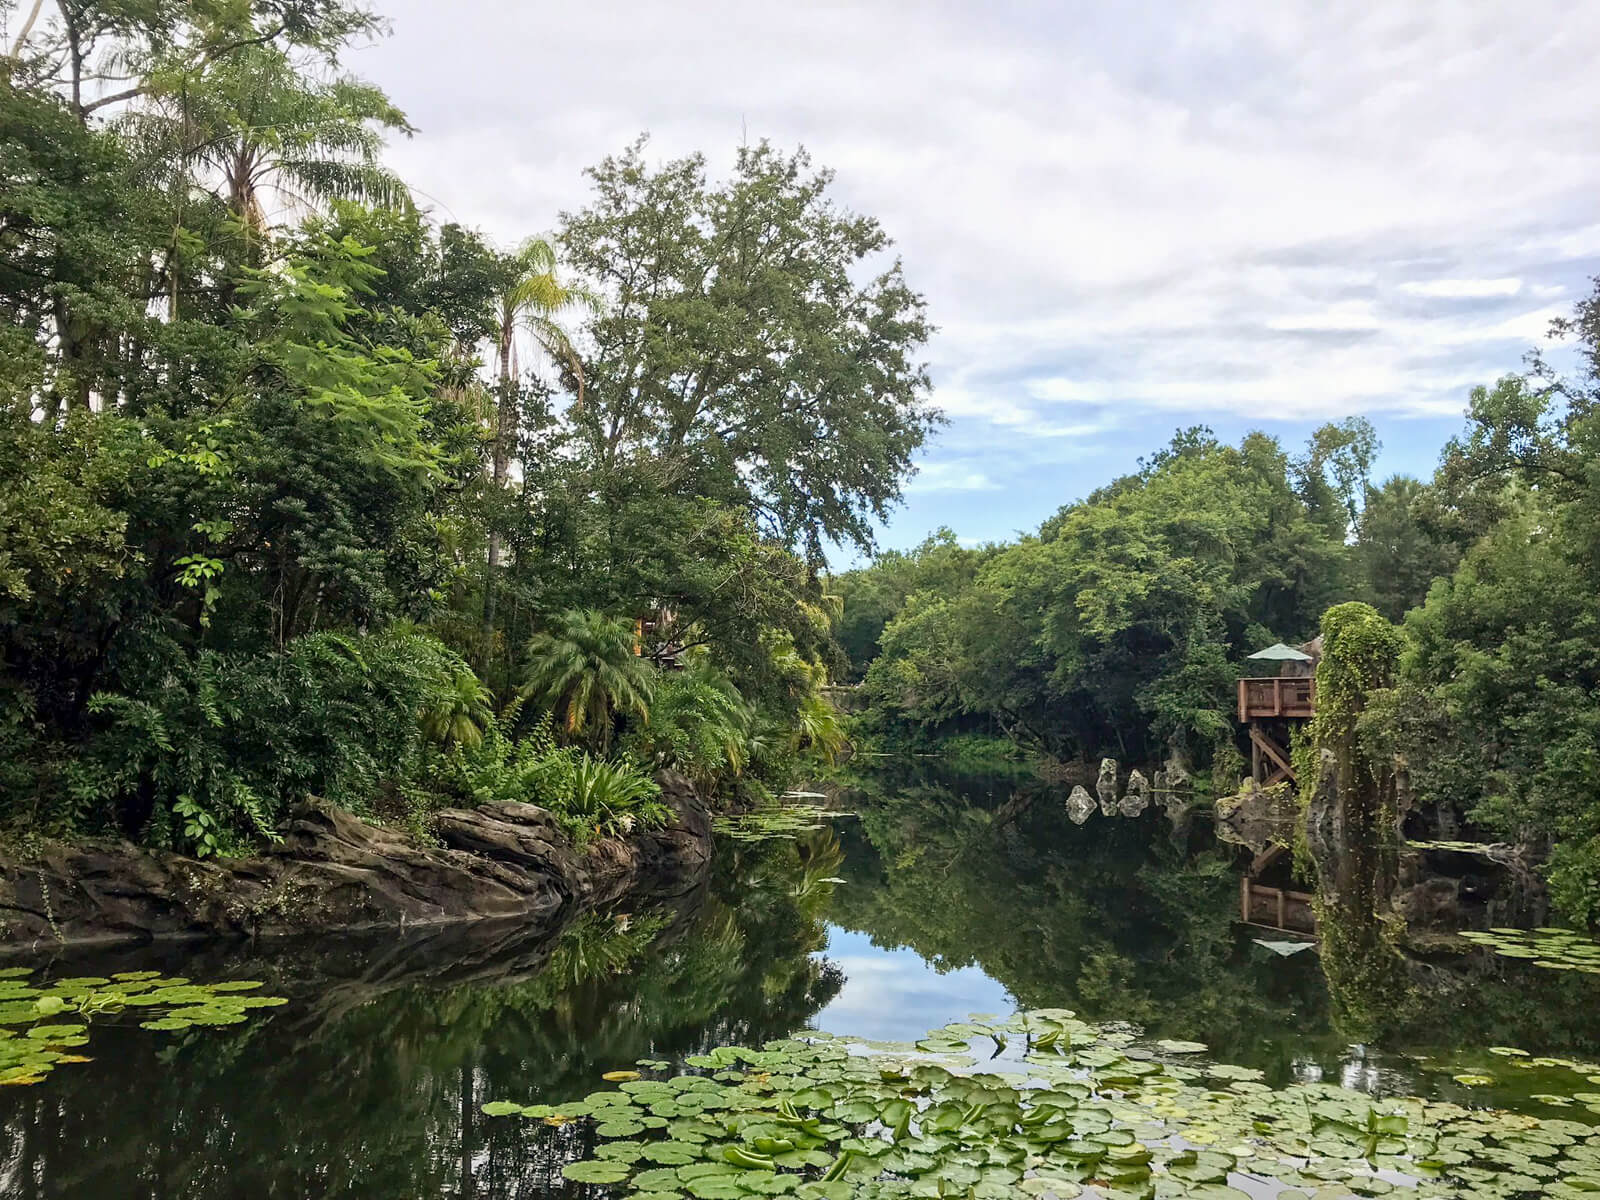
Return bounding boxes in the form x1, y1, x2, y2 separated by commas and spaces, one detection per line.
419, 667, 494, 750
791, 691, 849, 765
126, 43, 412, 261
482, 239, 596, 636
520, 610, 654, 752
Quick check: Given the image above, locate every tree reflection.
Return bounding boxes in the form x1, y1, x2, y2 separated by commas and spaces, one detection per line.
0, 836, 841, 1199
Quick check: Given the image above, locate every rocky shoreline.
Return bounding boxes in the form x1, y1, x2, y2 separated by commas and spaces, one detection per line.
0, 772, 714, 951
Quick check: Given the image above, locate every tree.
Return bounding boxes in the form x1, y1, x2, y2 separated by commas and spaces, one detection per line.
559, 138, 939, 561
128, 42, 413, 241
1351, 475, 1460, 622
419, 665, 494, 750
831, 529, 987, 679
520, 610, 655, 752
1392, 287, 1600, 925
854, 428, 1351, 764
482, 237, 593, 636
1295, 417, 1380, 539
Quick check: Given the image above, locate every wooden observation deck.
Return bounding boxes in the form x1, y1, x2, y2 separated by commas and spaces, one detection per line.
1237, 677, 1315, 722
1237, 676, 1315, 788
1239, 877, 1317, 935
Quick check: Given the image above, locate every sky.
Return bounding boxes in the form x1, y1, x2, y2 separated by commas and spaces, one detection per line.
351, 1, 1600, 559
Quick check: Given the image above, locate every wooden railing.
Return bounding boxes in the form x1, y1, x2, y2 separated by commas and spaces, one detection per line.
1239, 877, 1317, 935
1237, 676, 1315, 721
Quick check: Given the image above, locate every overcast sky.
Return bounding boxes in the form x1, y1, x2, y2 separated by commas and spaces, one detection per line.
352, 1, 1600, 557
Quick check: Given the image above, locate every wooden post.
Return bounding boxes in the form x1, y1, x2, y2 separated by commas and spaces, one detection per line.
1240, 875, 1250, 923
1276, 888, 1287, 930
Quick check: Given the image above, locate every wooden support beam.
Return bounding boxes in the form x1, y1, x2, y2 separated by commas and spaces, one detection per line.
1250, 845, 1287, 875
1248, 726, 1295, 783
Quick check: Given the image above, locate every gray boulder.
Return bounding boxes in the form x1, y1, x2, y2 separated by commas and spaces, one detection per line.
1066, 786, 1096, 825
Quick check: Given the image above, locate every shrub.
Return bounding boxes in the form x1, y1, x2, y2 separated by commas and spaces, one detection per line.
62, 628, 469, 854
427, 710, 668, 846
623, 665, 751, 790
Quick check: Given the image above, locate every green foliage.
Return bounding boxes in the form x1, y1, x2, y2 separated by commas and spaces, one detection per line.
521, 610, 656, 752
2, 0, 929, 853
566, 755, 669, 843
418, 665, 494, 750
624, 664, 753, 789
485, 1006, 1600, 1200
854, 426, 1349, 764
0, 968, 285, 1086
71, 629, 465, 848
559, 138, 938, 561
426, 710, 667, 845
1352, 475, 1462, 622
1312, 602, 1404, 750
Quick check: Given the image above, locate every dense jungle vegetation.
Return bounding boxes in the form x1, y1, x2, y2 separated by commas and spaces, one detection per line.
0, 1, 938, 852
7, 0, 1600, 938
837, 280, 1600, 926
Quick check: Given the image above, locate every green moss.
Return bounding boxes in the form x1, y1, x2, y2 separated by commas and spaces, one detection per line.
1310, 602, 1404, 752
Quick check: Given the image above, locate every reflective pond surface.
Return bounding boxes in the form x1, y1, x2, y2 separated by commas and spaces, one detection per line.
0, 762, 1596, 1198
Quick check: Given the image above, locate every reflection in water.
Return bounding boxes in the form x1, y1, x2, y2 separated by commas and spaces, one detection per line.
1, 762, 1599, 1197
810, 926, 1014, 1041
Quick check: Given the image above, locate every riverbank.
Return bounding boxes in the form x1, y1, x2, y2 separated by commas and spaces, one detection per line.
0, 772, 714, 951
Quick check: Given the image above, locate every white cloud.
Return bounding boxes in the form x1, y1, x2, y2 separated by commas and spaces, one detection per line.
352, 0, 1600, 474
1399, 278, 1524, 299
904, 462, 1000, 494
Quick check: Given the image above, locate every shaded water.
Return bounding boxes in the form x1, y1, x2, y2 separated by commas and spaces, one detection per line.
0, 763, 1596, 1197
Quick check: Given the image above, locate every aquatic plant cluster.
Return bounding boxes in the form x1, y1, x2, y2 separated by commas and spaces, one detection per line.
0, 967, 284, 1085
1456, 929, 1600, 973
713, 804, 846, 845
485, 1010, 1600, 1199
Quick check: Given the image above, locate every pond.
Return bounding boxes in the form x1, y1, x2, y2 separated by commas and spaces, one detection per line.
0, 762, 1596, 1198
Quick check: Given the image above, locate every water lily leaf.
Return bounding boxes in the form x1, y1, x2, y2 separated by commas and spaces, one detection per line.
479, 1101, 522, 1117
684, 1178, 747, 1199
559, 1159, 630, 1184
641, 1141, 700, 1164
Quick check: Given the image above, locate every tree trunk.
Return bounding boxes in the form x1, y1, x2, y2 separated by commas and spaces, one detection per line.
481, 327, 514, 641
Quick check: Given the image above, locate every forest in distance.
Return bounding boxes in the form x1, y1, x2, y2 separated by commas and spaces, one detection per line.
5, 0, 1600, 938
834, 290, 1600, 927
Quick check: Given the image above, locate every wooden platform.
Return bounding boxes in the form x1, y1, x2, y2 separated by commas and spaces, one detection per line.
1240, 877, 1317, 935
1237, 677, 1315, 721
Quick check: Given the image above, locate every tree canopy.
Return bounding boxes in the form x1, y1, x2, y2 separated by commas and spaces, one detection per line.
0, 0, 931, 852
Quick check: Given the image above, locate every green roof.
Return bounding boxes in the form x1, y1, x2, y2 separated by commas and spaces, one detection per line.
1247, 642, 1313, 662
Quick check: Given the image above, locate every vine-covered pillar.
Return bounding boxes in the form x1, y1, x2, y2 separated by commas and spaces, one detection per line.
1299, 602, 1413, 1036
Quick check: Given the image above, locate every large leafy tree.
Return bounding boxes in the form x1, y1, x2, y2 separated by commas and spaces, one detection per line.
127, 42, 413, 240
1392, 305, 1600, 923
559, 138, 939, 561
1351, 475, 1461, 622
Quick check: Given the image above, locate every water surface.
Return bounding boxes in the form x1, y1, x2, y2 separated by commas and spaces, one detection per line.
0, 763, 1594, 1197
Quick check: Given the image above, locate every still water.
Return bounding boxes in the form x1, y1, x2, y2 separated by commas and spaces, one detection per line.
0, 763, 1593, 1197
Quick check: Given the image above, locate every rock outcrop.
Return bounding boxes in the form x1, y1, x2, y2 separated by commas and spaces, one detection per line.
1215, 779, 1298, 854
1118, 769, 1150, 818
1096, 758, 1119, 816
0, 772, 713, 950
1065, 786, 1096, 825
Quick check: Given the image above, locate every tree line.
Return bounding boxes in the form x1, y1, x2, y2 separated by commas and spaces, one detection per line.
0, 1, 938, 851
836, 280, 1600, 926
